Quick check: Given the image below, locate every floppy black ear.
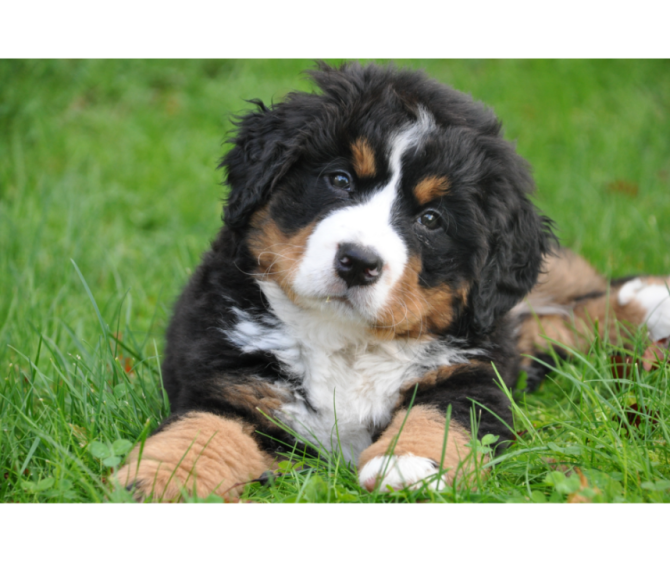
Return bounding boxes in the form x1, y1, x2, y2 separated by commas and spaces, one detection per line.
220, 100, 303, 230
469, 148, 556, 333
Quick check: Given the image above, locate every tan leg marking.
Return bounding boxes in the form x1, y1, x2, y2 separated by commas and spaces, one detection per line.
115, 412, 273, 501
518, 249, 648, 359
221, 380, 289, 428
358, 406, 481, 488
399, 365, 461, 396
519, 293, 647, 359
413, 176, 450, 206
529, 249, 607, 305
351, 137, 376, 178
517, 314, 577, 356
574, 292, 646, 342
397, 361, 489, 406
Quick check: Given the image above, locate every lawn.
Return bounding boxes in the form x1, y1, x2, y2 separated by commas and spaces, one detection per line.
1, 59, 669, 503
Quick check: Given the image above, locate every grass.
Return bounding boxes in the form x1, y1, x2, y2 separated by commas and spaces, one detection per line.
1, 59, 670, 503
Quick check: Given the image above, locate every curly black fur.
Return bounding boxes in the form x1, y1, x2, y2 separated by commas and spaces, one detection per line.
161, 62, 557, 458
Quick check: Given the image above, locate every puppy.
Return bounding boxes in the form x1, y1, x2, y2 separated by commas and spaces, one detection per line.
116, 62, 670, 500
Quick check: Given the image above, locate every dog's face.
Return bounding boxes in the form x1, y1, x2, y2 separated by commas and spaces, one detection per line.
222, 63, 553, 337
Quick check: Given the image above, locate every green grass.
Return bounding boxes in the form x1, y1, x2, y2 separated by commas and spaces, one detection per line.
1, 59, 670, 503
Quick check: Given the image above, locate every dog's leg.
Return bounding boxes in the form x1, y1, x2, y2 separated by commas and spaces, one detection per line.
115, 412, 274, 501
515, 249, 670, 385
517, 291, 648, 358
358, 406, 478, 492
357, 364, 511, 492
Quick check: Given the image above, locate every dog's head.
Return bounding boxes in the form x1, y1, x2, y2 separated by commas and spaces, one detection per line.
221, 62, 554, 337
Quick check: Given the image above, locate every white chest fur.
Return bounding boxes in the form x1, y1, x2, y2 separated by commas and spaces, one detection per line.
277, 332, 430, 463
222, 281, 475, 463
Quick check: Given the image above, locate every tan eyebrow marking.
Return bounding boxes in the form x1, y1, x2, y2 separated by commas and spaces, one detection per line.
414, 176, 450, 205
351, 137, 377, 178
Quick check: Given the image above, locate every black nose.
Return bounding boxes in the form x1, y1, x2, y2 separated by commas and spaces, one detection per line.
335, 243, 383, 288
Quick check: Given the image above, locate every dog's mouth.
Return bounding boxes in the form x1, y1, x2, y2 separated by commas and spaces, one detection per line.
323, 295, 348, 304
312, 282, 385, 321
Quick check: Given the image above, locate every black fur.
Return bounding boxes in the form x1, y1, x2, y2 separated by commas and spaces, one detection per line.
161, 62, 557, 462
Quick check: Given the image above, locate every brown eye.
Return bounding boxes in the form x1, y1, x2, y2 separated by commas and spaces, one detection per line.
329, 172, 352, 191
418, 210, 441, 230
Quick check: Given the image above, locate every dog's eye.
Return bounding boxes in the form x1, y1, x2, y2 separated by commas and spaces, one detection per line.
417, 210, 442, 230
328, 172, 352, 191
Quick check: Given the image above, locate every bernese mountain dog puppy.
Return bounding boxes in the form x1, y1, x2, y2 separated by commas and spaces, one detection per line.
116, 62, 670, 500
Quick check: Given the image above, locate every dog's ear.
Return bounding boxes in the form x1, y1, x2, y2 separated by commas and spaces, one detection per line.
220, 100, 303, 230
469, 146, 556, 333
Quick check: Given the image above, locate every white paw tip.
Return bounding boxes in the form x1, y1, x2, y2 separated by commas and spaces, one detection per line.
618, 278, 645, 306
358, 454, 446, 492
619, 278, 670, 341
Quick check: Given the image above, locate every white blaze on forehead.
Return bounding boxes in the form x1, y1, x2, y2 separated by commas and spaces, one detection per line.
292, 108, 436, 320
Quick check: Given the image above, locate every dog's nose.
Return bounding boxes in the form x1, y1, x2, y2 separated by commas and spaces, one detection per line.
335, 243, 383, 288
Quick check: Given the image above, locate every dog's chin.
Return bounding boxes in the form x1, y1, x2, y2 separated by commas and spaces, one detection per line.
291, 283, 383, 325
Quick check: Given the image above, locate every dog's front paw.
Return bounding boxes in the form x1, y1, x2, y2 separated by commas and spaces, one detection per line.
114, 459, 185, 502
358, 454, 447, 492
112, 412, 273, 502
618, 277, 670, 341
